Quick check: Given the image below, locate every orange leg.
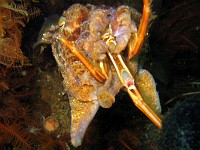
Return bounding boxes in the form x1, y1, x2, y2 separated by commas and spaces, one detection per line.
60, 38, 106, 83
107, 53, 162, 128
59, 1, 162, 128
128, 0, 150, 59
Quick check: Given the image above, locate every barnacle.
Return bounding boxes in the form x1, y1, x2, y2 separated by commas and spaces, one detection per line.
43, 116, 60, 133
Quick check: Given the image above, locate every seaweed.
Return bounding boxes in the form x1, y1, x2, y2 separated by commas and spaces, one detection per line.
0, 66, 38, 149
0, 123, 36, 150
0, 97, 37, 150
0, 0, 41, 68
0, 1, 28, 17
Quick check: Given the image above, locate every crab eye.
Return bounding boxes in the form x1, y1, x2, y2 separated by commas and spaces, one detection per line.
58, 16, 65, 27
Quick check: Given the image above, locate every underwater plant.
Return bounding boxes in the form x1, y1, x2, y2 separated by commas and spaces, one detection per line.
0, 66, 71, 149
0, 66, 37, 149
0, 0, 41, 68
0, 122, 36, 149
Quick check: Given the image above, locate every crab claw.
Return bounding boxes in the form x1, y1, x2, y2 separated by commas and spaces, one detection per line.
127, 87, 162, 128
107, 53, 162, 128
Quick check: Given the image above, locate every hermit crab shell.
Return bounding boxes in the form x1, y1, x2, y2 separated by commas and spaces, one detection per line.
35, 3, 161, 148
51, 4, 125, 147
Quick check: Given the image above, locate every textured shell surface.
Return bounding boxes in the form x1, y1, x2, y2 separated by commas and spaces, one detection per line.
38, 3, 161, 147
50, 4, 134, 147
51, 4, 130, 109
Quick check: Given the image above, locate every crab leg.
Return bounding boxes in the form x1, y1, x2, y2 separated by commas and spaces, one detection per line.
107, 52, 162, 128
60, 38, 106, 83
128, 0, 150, 59
59, 0, 161, 128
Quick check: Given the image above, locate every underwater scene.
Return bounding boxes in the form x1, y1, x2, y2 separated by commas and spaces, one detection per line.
0, 0, 200, 149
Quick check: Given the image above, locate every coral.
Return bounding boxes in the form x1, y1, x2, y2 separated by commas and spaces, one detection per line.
0, 66, 39, 149
0, 0, 41, 67
0, 65, 71, 149
0, 96, 37, 149
0, 123, 36, 150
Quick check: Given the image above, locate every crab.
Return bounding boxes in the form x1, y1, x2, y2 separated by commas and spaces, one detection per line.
35, 0, 162, 147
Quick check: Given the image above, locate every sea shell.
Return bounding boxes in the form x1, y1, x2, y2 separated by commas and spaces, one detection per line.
35, 3, 161, 147
51, 4, 123, 147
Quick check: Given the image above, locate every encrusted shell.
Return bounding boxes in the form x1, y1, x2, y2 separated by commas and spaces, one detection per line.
51, 4, 127, 147
37, 3, 161, 148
